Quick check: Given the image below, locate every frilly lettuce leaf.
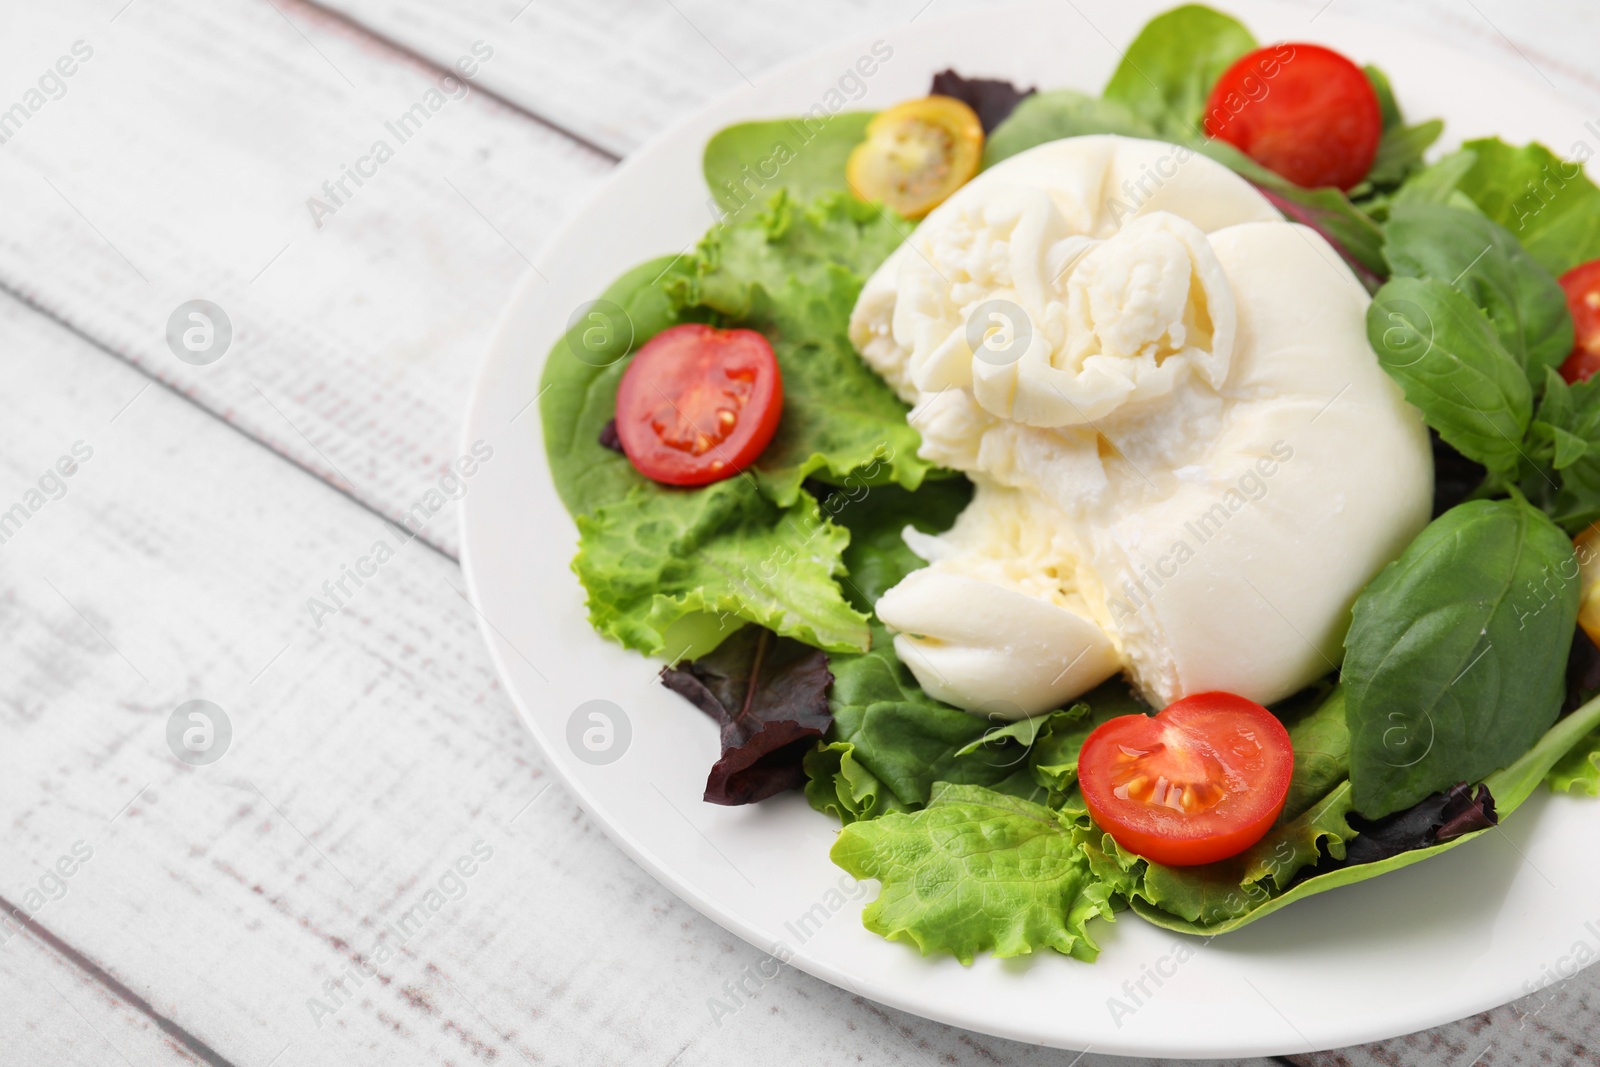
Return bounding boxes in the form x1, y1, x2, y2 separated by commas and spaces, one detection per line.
830, 784, 1119, 963
1549, 725, 1600, 796
574, 480, 869, 656
1445, 138, 1600, 277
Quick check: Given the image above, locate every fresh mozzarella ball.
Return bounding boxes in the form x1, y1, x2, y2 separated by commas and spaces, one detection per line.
853, 135, 1433, 716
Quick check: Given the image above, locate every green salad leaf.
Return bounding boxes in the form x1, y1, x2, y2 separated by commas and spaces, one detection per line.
828, 478, 972, 610
1390, 149, 1483, 213
802, 479, 1028, 821
1343, 498, 1579, 818
1359, 64, 1443, 193
982, 90, 1156, 167
1523, 370, 1600, 532
1443, 138, 1600, 277
804, 620, 1048, 821
574, 479, 870, 656
1382, 202, 1573, 381
1101, 4, 1256, 140
541, 254, 702, 518
830, 784, 1119, 963
1549, 724, 1600, 796
703, 113, 874, 221
1366, 276, 1533, 478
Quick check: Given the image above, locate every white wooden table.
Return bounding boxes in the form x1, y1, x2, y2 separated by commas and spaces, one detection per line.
3, 1, 1598, 1064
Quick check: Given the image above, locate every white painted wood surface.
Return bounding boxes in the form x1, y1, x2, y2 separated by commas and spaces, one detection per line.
3, 0, 1599, 1064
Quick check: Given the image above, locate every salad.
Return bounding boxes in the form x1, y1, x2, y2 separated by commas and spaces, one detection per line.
539, 4, 1600, 963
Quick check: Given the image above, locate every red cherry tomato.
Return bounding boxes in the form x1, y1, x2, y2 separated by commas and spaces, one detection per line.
1203, 43, 1382, 191
1559, 259, 1600, 384
614, 323, 783, 486
1078, 692, 1294, 867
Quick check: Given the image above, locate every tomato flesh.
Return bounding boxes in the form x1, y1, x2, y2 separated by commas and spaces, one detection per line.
614, 323, 783, 486
1079, 692, 1293, 867
1559, 259, 1600, 384
1204, 43, 1382, 191
846, 96, 984, 218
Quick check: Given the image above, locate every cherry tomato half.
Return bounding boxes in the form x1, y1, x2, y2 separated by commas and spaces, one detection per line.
1558, 259, 1600, 384
1203, 43, 1382, 191
846, 95, 984, 219
1079, 692, 1294, 867
1575, 524, 1600, 649
614, 323, 783, 486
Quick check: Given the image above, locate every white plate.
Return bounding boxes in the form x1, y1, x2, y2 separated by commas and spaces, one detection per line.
460, 2, 1600, 1056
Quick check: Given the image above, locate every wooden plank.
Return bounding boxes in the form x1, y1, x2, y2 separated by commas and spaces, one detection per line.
0, 0, 612, 559
308, 0, 1600, 158
0, 916, 209, 1066
0, 292, 1300, 1066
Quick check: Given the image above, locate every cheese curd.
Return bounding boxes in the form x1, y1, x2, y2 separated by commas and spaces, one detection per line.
851, 135, 1432, 718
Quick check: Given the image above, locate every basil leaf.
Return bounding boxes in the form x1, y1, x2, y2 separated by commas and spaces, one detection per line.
1344, 498, 1579, 818
1367, 276, 1533, 477
1521, 369, 1600, 532
1383, 202, 1574, 382
1101, 4, 1257, 140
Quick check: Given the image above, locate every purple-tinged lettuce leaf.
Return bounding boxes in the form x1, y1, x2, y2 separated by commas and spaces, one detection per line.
661, 626, 833, 805
929, 70, 1035, 134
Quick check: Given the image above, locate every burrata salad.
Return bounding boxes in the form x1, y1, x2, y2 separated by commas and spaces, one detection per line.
540, 4, 1600, 960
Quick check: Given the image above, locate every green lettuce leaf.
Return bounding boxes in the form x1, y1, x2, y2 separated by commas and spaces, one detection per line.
806, 622, 1045, 821
1549, 725, 1600, 795
574, 479, 870, 656
1343, 499, 1578, 818
830, 784, 1119, 963
1447, 138, 1600, 277
1101, 4, 1256, 140
828, 477, 972, 610
540, 255, 702, 518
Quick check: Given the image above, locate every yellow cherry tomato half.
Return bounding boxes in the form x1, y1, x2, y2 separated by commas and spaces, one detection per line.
1576, 523, 1600, 648
845, 96, 984, 219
